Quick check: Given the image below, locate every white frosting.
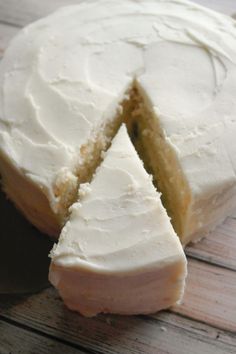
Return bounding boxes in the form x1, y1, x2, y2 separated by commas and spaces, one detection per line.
49, 125, 187, 316
0, 0, 236, 239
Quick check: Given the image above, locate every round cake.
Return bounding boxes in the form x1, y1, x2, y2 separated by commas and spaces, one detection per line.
0, 0, 236, 244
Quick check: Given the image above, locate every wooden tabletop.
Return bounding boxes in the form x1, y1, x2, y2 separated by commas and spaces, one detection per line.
0, 1, 236, 353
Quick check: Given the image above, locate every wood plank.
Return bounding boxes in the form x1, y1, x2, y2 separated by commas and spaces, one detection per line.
0, 286, 235, 354
151, 312, 236, 347
186, 217, 236, 271
172, 259, 236, 332
0, 318, 85, 354
0, 0, 235, 30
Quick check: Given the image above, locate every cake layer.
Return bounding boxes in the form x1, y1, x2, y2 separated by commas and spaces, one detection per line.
49, 125, 187, 316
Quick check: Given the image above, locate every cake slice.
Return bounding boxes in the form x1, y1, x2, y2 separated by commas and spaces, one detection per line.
49, 125, 187, 316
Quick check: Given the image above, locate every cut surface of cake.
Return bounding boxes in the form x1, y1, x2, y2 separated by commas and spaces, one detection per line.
49, 125, 187, 316
0, 0, 236, 243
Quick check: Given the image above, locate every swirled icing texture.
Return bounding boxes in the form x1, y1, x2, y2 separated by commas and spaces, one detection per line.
0, 0, 236, 237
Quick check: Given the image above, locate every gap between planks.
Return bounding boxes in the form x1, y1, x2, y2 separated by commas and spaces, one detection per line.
1, 315, 95, 354
0, 258, 235, 354
0, 258, 235, 334
186, 217, 236, 271
0, 317, 87, 354
0, 292, 235, 354
171, 258, 236, 332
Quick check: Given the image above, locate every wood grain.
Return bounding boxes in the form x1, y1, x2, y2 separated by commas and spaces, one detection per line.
0, 318, 85, 354
0, 258, 236, 353
0, 288, 235, 354
172, 259, 236, 332
186, 218, 236, 271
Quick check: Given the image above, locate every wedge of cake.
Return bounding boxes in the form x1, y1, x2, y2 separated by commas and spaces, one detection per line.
49, 125, 187, 316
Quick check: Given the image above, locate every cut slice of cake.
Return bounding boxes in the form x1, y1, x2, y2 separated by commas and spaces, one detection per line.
49, 125, 187, 316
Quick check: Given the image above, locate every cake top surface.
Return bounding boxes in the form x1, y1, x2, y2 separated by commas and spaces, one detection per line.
0, 0, 236, 208
51, 125, 185, 273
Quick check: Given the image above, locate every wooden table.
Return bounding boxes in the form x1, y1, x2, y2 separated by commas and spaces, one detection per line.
0, 1, 236, 353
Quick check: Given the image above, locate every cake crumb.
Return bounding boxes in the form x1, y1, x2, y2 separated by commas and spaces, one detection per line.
79, 183, 91, 198
160, 326, 167, 332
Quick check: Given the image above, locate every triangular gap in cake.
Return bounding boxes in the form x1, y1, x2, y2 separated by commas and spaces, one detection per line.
57, 79, 190, 244
119, 80, 236, 246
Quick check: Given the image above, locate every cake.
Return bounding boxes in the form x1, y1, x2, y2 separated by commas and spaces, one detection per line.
0, 0, 236, 245
49, 125, 187, 316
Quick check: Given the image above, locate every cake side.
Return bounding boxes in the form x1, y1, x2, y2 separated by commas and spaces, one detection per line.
49, 258, 186, 317
0, 149, 60, 235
